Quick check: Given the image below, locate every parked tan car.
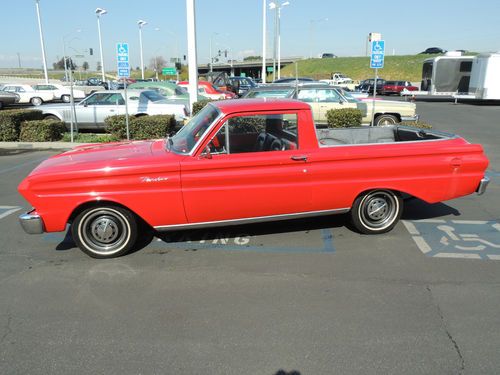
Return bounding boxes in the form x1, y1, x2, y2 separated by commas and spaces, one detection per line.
296, 85, 418, 125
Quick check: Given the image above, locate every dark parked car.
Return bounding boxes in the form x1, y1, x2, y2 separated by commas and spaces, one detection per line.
0, 90, 20, 110
356, 78, 386, 94
420, 47, 446, 54
227, 76, 258, 96
321, 53, 337, 58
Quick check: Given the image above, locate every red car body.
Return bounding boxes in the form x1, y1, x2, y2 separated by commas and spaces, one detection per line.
381, 81, 419, 95
18, 99, 489, 258
178, 81, 236, 99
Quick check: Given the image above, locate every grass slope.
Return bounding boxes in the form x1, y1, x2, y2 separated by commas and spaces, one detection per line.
280, 54, 444, 82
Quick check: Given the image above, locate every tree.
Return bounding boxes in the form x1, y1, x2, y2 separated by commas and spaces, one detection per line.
53, 57, 76, 70
149, 56, 167, 71
82, 61, 89, 71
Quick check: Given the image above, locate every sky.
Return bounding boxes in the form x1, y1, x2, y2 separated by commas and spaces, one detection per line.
1, 0, 500, 70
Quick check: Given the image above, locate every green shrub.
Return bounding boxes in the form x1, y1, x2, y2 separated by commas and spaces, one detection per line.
325, 108, 363, 128
104, 114, 176, 140
192, 99, 213, 115
19, 120, 66, 142
104, 115, 128, 139
400, 120, 433, 129
0, 109, 43, 141
131, 115, 176, 140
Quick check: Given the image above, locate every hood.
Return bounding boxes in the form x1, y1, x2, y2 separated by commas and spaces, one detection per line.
28, 139, 172, 176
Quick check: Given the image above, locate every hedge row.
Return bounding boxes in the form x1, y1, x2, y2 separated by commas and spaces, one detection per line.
325, 108, 362, 128
104, 114, 177, 140
192, 99, 214, 115
0, 109, 43, 141
20, 120, 66, 142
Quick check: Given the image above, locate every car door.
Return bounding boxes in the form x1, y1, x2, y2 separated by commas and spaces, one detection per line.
180, 111, 313, 224
75, 93, 124, 129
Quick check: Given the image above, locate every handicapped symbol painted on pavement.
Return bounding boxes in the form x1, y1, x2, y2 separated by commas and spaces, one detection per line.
403, 220, 500, 260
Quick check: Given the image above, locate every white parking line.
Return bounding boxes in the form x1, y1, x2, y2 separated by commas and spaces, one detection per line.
0, 206, 21, 220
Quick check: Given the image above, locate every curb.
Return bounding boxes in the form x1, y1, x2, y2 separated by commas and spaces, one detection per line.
0, 142, 88, 150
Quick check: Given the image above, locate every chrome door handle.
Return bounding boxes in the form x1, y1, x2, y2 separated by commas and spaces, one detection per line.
291, 155, 307, 162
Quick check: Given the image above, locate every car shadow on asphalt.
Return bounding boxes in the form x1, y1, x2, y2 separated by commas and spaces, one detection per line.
154, 214, 348, 245
401, 197, 460, 220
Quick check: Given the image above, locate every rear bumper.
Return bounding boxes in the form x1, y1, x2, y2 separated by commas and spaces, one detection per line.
476, 176, 490, 195
19, 211, 45, 234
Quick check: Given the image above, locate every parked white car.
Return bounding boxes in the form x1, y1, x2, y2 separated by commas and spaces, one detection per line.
32, 83, 86, 102
1, 84, 53, 106
39, 90, 188, 130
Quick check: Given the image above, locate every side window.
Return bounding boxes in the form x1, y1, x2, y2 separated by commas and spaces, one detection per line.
318, 89, 341, 103
207, 113, 298, 155
297, 89, 316, 103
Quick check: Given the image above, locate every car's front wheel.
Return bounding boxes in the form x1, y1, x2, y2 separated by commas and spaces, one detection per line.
350, 190, 403, 234
71, 205, 138, 259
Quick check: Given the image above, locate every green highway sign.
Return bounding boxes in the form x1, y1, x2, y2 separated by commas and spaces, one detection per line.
162, 67, 177, 75
266, 66, 274, 72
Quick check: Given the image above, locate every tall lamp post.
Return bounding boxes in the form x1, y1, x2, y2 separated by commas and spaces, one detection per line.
34, 0, 49, 83
95, 8, 107, 82
269, 1, 289, 81
261, 0, 267, 82
137, 20, 148, 79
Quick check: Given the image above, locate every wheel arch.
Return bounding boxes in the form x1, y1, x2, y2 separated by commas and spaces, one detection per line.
68, 199, 150, 228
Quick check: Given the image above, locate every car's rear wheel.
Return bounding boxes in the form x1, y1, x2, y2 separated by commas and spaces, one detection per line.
31, 97, 43, 106
61, 95, 70, 103
71, 205, 138, 259
375, 114, 399, 126
350, 190, 402, 234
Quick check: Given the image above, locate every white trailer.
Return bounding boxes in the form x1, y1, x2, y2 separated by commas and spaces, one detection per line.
465, 53, 500, 100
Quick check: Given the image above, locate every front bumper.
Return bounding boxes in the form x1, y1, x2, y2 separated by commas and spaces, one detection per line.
476, 176, 490, 195
400, 114, 420, 122
19, 211, 45, 234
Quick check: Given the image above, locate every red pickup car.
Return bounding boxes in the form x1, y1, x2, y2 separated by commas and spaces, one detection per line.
18, 99, 489, 258
381, 81, 419, 95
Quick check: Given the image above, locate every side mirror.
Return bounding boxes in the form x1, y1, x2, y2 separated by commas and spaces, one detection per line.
200, 145, 212, 159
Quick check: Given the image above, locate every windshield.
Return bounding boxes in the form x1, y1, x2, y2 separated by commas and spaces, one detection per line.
337, 88, 359, 103
167, 104, 220, 154
141, 90, 166, 102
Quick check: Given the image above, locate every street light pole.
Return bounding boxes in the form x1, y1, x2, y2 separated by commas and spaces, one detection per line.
277, 1, 289, 80
186, 0, 198, 114
34, 0, 49, 83
137, 20, 148, 79
95, 8, 107, 82
261, 0, 267, 82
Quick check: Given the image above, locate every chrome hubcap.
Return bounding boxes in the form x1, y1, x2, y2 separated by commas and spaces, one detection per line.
79, 209, 129, 254
360, 191, 398, 230
90, 216, 120, 244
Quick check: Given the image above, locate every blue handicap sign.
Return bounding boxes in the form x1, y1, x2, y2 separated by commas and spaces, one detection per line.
370, 40, 385, 69
116, 43, 130, 78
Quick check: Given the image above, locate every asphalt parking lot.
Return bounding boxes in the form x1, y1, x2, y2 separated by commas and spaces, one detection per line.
0, 100, 499, 374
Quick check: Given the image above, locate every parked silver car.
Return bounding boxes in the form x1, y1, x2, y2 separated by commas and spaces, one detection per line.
39, 90, 188, 130
0, 90, 20, 109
